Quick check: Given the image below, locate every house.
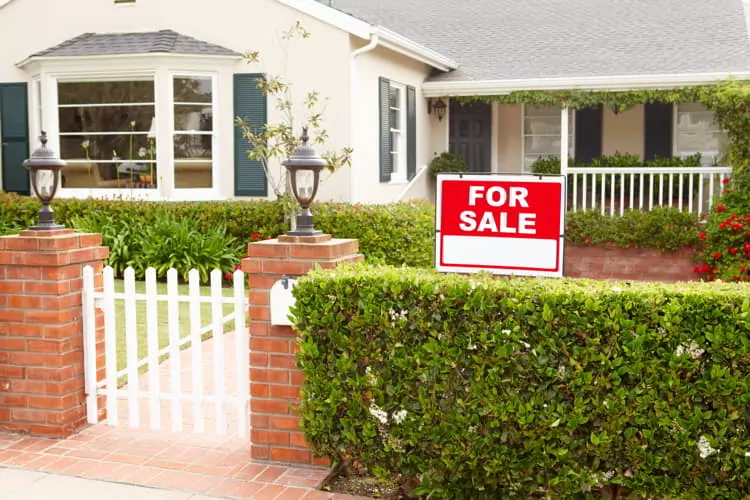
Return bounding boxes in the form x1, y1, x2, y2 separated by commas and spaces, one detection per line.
0, 0, 748, 204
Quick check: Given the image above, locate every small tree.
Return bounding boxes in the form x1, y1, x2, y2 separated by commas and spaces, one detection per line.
235, 22, 352, 229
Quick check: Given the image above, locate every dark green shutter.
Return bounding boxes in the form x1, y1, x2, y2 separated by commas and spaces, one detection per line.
406, 85, 417, 181
644, 103, 673, 160
379, 77, 392, 183
233, 73, 267, 197
574, 105, 602, 165
0, 84, 30, 195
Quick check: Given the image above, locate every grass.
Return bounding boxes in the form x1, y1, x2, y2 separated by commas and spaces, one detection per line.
112, 280, 236, 374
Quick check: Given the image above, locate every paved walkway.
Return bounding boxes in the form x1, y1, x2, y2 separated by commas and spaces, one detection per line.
0, 467, 224, 499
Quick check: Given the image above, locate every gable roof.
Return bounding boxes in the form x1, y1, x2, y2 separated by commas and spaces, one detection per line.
24, 29, 241, 60
320, 0, 750, 85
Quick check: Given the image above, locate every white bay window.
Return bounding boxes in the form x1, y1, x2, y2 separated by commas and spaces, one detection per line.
43, 72, 219, 199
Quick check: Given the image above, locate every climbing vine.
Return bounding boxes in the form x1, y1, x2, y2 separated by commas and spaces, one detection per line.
457, 79, 750, 281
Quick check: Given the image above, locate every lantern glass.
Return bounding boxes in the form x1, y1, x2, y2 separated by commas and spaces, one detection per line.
33, 168, 57, 203
293, 169, 316, 207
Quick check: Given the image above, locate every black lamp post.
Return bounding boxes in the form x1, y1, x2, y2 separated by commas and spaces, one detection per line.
23, 131, 66, 230
283, 126, 327, 237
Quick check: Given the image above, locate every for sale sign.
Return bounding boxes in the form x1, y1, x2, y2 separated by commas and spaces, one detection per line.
435, 174, 565, 277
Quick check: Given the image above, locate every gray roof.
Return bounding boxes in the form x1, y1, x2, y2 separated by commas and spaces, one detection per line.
30, 30, 241, 59
322, 0, 750, 82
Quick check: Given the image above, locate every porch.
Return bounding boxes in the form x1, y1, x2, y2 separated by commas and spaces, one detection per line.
446, 100, 731, 216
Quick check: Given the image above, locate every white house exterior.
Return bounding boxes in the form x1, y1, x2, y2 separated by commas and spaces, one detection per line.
0, 0, 453, 203
1, 0, 749, 203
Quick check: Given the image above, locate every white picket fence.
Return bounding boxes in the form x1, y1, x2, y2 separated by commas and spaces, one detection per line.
566, 166, 732, 216
82, 265, 249, 438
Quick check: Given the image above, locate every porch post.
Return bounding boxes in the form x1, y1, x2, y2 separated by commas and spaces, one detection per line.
560, 107, 569, 177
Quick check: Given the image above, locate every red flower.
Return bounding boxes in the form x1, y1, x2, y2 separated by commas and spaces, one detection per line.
734, 275, 742, 281
729, 247, 738, 255
699, 232, 707, 240
722, 178, 730, 185
251, 233, 261, 240
223, 272, 232, 280
745, 242, 750, 251
712, 252, 723, 259
717, 204, 726, 212
741, 268, 747, 273
734, 224, 744, 231
719, 223, 727, 231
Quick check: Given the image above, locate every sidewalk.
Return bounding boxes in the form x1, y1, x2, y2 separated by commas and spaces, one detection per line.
0, 467, 223, 500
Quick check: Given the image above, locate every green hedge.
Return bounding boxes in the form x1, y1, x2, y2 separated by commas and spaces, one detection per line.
0, 193, 701, 268
293, 266, 750, 499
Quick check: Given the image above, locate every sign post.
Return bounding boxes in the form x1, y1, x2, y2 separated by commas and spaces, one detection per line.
435, 174, 565, 277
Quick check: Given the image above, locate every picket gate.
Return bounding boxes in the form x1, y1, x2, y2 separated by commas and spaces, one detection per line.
82, 265, 249, 438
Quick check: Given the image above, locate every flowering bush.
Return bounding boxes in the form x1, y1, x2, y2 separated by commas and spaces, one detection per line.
294, 265, 750, 499
695, 177, 750, 281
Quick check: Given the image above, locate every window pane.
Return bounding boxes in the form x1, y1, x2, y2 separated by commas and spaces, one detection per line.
390, 132, 400, 154
58, 81, 154, 105
677, 111, 717, 130
59, 106, 155, 133
175, 161, 212, 188
60, 162, 157, 189
61, 135, 156, 162
174, 105, 213, 132
677, 131, 723, 153
389, 109, 399, 130
174, 77, 213, 103
524, 135, 561, 155
390, 87, 400, 108
524, 116, 561, 135
174, 134, 212, 160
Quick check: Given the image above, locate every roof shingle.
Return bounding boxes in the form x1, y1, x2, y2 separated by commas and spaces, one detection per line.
322, 0, 750, 82
30, 30, 241, 58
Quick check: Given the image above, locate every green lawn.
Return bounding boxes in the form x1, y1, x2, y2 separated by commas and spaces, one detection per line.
112, 280, 236, 374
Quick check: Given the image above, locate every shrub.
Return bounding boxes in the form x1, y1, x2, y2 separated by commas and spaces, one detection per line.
695, 176, 750, 281
72, 210, 242, 283
313, 201, 435, 268
428, 152, 467, 178
294, 265, 750, 499
566, 207, 700, 251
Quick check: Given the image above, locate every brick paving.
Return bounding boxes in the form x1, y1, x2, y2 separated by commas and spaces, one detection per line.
0, 425, 366, 499
0, 330, 368, 499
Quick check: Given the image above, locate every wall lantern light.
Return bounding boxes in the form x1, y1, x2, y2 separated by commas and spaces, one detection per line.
429, 98, 447, 121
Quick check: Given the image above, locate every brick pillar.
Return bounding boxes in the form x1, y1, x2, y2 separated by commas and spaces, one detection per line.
242, 234, 363, 465
0, 228, 108, 438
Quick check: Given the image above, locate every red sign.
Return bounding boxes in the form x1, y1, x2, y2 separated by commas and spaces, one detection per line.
436, 174, 565, 277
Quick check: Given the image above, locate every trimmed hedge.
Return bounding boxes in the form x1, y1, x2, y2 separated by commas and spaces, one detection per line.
0, 193, 700, 267
293, 265, 750, 499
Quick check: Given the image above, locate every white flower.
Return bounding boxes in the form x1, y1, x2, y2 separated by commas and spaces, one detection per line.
501, 329, 511, 335
557, 365, 567, 378
675, 341, 705, 360
611, 286, 623, 293
81, 140, 90, 149
365, 366, 376, 386
369, 403, 388, 425
697, 435, 719, 458
138, 147, 147, 158
392, 410, 408, 424
467, 340, 477, 350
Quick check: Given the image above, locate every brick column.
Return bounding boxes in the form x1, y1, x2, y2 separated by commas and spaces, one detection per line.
0, 228, 108, 438
242, 234, 363, 465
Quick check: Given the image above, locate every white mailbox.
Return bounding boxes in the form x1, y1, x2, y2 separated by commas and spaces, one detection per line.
270, 277, 298, 326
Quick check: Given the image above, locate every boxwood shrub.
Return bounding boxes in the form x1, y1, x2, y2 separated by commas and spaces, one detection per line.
294, 265, 750, 499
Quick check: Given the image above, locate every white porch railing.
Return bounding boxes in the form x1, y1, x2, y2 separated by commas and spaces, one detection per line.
565, 166, 732, 216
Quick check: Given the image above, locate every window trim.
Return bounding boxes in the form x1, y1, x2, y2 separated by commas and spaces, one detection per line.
672, 102, 727, 165
388, 81, 408, 183
521, 104, 575, 173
